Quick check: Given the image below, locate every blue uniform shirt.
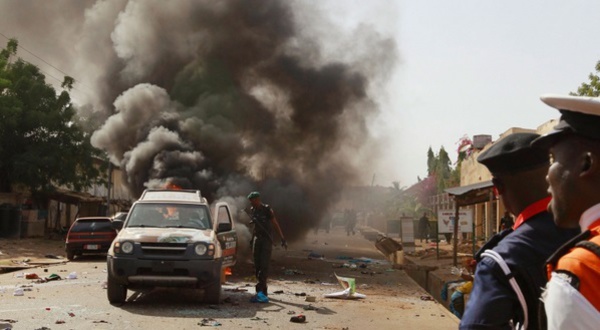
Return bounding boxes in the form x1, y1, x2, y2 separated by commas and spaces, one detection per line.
460, 211, 580, 329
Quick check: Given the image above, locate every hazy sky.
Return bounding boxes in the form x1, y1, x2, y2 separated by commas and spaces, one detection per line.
3, 1, 600, 190
332, 1, 600, 188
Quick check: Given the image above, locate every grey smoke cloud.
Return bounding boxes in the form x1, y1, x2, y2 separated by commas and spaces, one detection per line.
0, 0, 398, 242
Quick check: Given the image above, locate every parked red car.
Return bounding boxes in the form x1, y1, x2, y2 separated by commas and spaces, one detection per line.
65, 217, 118, 260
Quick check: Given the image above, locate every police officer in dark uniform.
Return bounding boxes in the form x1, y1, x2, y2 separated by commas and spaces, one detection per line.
247, 191, 286, 296
460, 133, 580, 330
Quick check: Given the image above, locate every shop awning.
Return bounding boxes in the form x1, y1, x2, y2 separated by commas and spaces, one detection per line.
445, 180, 494, 206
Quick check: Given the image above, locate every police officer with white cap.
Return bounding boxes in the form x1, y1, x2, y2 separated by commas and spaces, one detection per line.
531, 94, 600, 329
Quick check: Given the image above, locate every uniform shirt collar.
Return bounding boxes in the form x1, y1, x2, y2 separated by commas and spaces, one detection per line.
513, 196, 551, 230
579, 202, 600, 231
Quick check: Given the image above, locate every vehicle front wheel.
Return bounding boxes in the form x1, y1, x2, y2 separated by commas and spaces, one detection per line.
107, 274, 127, 305
203, 281, 221, 304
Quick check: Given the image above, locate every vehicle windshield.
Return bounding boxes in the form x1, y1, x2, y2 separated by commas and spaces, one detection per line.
71, 219, 113, 232
126, 203, 212, 230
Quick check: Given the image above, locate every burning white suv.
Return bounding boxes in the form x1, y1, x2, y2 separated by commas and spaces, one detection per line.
106, 189, 237, 304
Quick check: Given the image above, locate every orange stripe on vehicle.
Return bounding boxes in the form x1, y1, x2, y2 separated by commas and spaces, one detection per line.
222, 248, 236, 257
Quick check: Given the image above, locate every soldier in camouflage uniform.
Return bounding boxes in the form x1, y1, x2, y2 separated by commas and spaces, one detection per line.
247, 191, 286, 296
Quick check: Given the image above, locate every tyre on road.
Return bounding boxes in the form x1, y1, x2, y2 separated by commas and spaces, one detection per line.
107, 274, 127, 305
66, 250, 75, 261
203, 280, 221, 304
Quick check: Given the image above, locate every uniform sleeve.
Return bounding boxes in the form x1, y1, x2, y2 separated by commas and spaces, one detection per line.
459, 257, 518, 330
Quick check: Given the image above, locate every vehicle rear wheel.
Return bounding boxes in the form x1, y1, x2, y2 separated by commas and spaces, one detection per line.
107, 274, 127, 305
66, 250, 75, 261
203, 281, 221, 304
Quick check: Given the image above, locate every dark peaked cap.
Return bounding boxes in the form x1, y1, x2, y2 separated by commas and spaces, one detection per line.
532, 94, 600, 149
477, 133, 548, 176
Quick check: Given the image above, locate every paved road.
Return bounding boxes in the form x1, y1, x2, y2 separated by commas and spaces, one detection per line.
0, 227, 459, 329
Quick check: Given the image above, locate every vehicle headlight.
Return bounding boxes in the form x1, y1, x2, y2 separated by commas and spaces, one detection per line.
194, 244, 208, 256
121, 241, 134, 254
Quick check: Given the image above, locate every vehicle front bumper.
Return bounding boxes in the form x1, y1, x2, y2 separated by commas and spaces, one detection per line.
107, 255, 222, 288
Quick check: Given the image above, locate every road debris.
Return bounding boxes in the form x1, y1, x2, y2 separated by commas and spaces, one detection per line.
13, 288, 24, 296
284, 269, 304, 275
199, 318, 221, 326
45, 254, 61, 259
323, 273, 366, 299
35, 273, 62, 283
25, 273, 39, 279
290, 314, 306, 323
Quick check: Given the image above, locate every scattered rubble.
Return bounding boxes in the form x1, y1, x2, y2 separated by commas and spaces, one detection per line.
290, 314, 306, 323
199, 318, 222, 326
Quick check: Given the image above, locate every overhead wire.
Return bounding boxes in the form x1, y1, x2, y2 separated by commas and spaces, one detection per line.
0, 31, 93, 97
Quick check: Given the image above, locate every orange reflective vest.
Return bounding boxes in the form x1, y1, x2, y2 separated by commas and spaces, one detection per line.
547, 218, 600, 311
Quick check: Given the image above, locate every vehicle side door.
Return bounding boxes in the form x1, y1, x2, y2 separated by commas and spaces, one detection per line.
213, 202, 237, 267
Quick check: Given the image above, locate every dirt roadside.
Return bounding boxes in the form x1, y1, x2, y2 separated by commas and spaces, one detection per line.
0, 237, 66, 260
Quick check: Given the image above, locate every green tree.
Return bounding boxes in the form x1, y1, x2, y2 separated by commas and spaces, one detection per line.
573, 60, 600, 96
0, 39, 102, 193
434, 147, 452, 192
427, 147, 435, 175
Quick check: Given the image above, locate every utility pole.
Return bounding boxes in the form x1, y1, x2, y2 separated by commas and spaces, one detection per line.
106, 161, 112, 216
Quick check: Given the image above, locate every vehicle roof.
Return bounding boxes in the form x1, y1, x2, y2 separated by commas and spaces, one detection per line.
138, 189, 208, 204
74, 217, 112, 221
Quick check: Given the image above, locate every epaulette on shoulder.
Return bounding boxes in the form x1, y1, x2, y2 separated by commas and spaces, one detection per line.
546, 230, 591, 266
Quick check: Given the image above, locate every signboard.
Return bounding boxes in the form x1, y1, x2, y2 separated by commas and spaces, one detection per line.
437, 209, 473, 233
400, 216, 415, 253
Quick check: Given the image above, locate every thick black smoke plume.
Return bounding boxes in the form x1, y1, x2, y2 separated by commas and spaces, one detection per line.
0, 0, 397, 242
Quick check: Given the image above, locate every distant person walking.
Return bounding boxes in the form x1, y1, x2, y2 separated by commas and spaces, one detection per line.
345, 209, 357, 236
499, 211, 514, 232
418, 212, 431, 243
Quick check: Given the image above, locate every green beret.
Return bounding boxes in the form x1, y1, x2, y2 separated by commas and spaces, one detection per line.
247, 191, 260, 199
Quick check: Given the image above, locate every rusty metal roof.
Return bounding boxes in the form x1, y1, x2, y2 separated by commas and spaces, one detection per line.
445, 180, 494, 206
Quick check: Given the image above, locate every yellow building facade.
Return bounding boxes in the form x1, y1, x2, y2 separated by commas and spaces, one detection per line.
456, 119, 557, 242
